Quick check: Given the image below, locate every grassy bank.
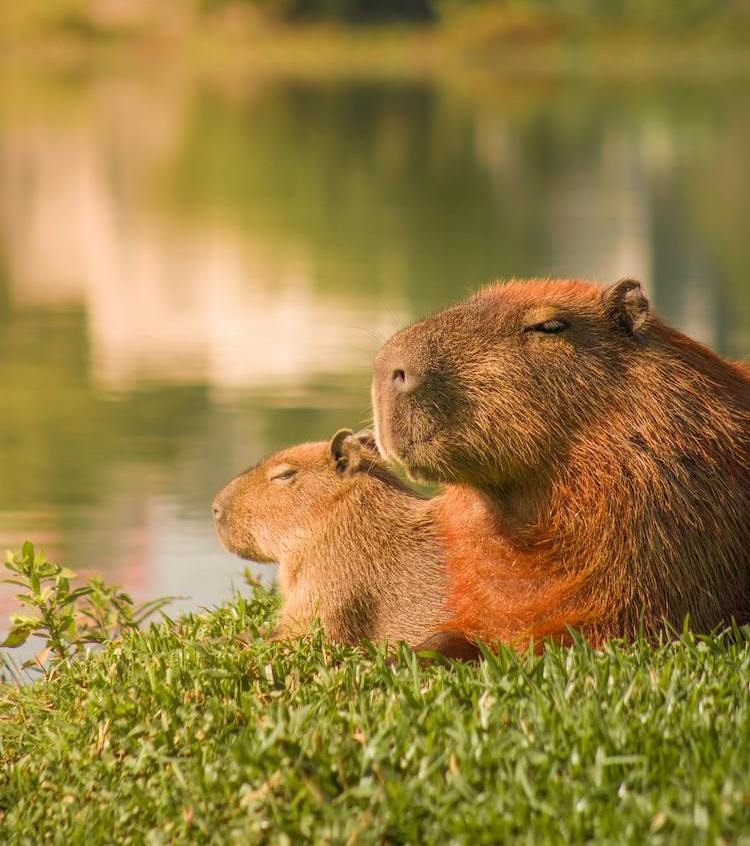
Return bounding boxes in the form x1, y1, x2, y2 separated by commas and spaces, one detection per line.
2, 584, 750, 844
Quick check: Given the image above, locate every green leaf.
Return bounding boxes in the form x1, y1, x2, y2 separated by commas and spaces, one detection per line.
1, 626, 32, 648
16, 594, 43, 608
9, 613, 40, 627
38, 562, 58, 578
3, 556, 22, 573
60, 587, 94, 606
57, 614, 74, 632
3, 577, 31, 588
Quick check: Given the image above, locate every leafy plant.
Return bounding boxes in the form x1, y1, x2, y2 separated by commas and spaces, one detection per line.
1, 541, 172, 676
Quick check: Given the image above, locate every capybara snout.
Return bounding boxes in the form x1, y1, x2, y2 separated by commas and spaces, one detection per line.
372, 312, 480, 483
373, 344, 426, 398
212, 474, 273, 564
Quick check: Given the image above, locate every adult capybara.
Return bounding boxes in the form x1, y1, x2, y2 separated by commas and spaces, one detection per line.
372, 278, 750, 653
212, 429, 449, 648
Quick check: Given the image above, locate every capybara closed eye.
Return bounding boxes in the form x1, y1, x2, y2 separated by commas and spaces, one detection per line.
213, 429, 447, 647
372, 277, 750, 651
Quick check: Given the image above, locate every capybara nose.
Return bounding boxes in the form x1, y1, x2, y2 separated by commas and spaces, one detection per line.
374, 343, 427, 400
212, 498, 224, 523
392, 367, 425, 394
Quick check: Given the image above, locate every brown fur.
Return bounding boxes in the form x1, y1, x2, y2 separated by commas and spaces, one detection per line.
372, 278, 750, 651
213, 430, 448, 647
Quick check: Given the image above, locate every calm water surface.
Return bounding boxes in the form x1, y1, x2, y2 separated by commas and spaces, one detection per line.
1, 68, 749, 622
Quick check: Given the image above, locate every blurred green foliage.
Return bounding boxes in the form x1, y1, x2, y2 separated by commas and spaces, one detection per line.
206, 0, 748, 29
444, 0, 740, 29
3, 0, 750, 41
203, 0, 437, 23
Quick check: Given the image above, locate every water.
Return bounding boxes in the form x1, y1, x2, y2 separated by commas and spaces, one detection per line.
1, 66, 749, 623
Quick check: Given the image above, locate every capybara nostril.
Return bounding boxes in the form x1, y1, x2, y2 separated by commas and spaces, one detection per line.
374, 344, 425, 397
391, 367, 425, 395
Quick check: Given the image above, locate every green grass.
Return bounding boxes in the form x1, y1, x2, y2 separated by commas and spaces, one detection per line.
2, 588, 750, 845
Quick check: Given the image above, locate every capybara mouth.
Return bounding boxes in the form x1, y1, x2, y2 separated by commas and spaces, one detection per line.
225, 535, 275, 563
384, 435, 453, 486
213, 519, 237, 555
376, 423, 438, 467
373, 387, 437, 464
214, 519, 268, 562
403, 462, 442, 485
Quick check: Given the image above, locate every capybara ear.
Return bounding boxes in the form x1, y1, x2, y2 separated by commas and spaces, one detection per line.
329, 428, 362, 475
603, 278, 650, 334
352, 429, 377, 452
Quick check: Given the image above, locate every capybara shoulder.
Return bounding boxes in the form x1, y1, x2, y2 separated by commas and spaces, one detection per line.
373, 277, 750, 650
213, 429, 447, 647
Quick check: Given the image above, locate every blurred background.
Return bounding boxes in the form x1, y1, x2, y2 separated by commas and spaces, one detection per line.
1, 0, 749, 622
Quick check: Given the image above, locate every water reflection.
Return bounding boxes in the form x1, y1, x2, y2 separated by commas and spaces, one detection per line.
1, 69, 748, 622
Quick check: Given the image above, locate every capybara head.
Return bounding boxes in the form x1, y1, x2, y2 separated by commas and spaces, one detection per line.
213, 429, 380, 563
372, 278, 652, 485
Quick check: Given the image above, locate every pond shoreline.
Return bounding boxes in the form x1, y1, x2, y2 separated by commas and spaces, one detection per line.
3, 17, 750, 85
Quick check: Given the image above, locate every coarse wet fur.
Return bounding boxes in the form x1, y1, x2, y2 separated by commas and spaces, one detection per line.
212, 430, 448, 648
372, 278, 750, 653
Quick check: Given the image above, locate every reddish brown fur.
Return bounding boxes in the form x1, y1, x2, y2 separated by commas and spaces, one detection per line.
373, 278, 750, 650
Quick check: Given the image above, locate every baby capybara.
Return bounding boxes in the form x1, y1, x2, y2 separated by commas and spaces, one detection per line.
372, 278, 750, 653
212, 429, 448, 648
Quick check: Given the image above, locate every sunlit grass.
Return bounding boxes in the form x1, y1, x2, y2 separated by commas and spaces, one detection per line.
2, 584, 750, 843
